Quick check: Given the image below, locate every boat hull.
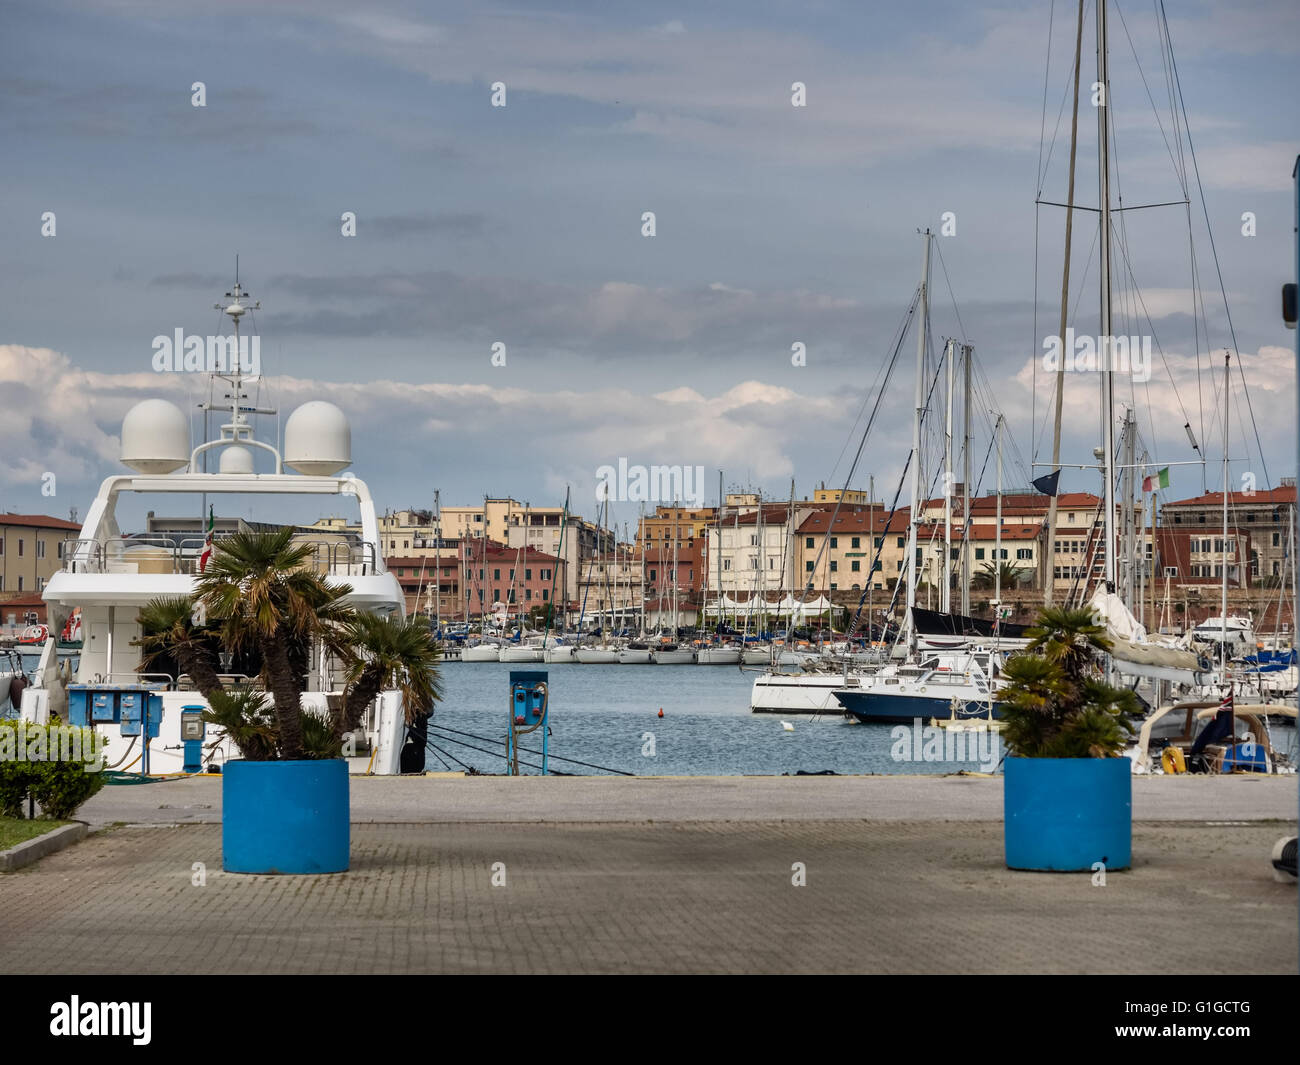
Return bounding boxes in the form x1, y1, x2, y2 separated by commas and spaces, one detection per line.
499, 646, 544, 662
575, 648, 620, 664
653, 649, 695, 664
618, 649, 654, 664
750, 673, 853, 714
461, 645, 501, 662
695, 648, 741, 665
834, 688, 1001, 725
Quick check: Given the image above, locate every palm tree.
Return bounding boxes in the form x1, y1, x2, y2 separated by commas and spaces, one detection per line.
972, 561, 1029, 590
332, 613, 443, 742
999, 606, 1140, 758
136, 596, 225, 699
193, 528, 352, 761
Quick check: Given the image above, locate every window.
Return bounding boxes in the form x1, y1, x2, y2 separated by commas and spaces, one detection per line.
493, 568, 500, 580
36, 576, 45, 591
36, 540, 45, 560
829, 561, 837, 572
1273, 533, 1281, 547
874, 537, 883, 548
723, 559, 731, 571
851, 560, 861, 572
525, 568, 532, 580
805, 561, 814, 572
830, 537, 838, 548
805, 537, 814, 549
897, 537, 905, 548
16, 576, 23, 591
1068, 514, 1075, 523
999, 549, 1008, 560
543, 589, 549, 601
1016, 548, 1032, 560
851, 537, 860, 549
526, 589, 532, 601
830, 583, 837, 590
403, 540, 409, 549
975, 548, 985, 560
17, 539, 23, 557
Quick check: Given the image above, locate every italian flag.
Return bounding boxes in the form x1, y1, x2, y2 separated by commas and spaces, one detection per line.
199, 505, 215, 572
1142, 467, 1170, 493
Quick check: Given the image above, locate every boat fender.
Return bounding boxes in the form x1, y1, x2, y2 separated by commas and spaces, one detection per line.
9, 675, 27, 707
1161, 747, 1186, 775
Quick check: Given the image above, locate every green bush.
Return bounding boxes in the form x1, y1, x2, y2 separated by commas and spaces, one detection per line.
0, 719, 106, 820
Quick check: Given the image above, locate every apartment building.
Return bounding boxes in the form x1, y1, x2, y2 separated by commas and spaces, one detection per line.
0, 513, 84, 597
1160, 481, 1295, 584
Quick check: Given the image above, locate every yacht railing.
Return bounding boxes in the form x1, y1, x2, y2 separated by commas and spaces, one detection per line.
61, 536, 379, 578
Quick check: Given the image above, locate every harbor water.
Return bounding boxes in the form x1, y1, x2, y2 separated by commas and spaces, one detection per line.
430, 661, 1002, 776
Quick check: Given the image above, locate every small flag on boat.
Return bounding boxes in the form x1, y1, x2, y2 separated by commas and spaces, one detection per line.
1142, 467, 1170, 492
1031, 469, 1061, 497
199, 505, 215, 572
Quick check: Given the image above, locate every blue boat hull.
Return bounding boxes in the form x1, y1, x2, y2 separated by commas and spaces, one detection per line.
834, 689, 1001, 724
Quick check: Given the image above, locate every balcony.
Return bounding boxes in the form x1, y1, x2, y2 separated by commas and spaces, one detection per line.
60, 537, 379, 578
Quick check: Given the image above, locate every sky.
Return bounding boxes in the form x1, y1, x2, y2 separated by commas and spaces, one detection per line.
1, 0, 1297, 535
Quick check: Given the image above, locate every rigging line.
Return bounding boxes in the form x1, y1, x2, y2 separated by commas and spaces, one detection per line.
796, 284, 917, 606
428, 730, 548, 773
1039, 1, 1090, 192
932, 239, 968, 345
425, 738, 472, 772
429, 723, 637, 776
1112, 0, 1187, 195
1161, 0, 1269, 487
424, 741, 454, 772
1107, 203, 1196, 430
845, 452, 911, 640
1036, 0, 1056, 193
1033, 200, 1040, 462
825, 286, 920, 486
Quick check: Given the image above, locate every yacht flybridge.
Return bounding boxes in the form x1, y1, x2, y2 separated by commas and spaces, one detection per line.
23, 277, 409, 775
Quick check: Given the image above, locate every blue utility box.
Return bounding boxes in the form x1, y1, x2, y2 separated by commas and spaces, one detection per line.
180, 705, 206, 773
67, 684, 164, 739
509, 671, 548, 727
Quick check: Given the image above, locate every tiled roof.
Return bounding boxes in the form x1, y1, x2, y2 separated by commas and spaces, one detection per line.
0, 513, 82, 531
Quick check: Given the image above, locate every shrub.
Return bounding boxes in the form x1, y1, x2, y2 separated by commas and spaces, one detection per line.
0, 719, 106, 819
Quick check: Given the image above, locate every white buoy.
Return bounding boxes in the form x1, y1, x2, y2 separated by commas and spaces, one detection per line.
781, 721, 795, 732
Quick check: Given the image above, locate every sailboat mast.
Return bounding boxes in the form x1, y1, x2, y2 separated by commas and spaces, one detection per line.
943, 337, 954, 614
1221, 352, 1231, 674
962, 344, 972, 617
906, 229, 932, 657
995, 414, 1003, 639
1097, 0, 1118, 592
1044, 0, 1086, 607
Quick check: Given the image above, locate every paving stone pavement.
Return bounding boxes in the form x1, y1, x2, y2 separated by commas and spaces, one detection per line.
0, 821, 1294, 974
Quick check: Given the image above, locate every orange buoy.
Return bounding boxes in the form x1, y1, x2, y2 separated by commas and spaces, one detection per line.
657, 708, 664, 718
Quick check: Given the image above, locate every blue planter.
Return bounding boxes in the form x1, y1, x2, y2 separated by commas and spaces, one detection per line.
223, 759, 349, 874
1004, 757, 1131, 871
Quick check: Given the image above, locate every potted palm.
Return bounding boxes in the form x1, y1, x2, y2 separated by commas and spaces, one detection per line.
139, 528, 441, 874
998, 607, 1141, 872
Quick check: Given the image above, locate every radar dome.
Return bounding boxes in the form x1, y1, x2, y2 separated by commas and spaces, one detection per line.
218, 445, 255, 475
284, 401, 351, 475
121, 399, 190, 474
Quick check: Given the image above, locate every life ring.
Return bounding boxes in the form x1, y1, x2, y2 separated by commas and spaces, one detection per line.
18, 624, 48, 644
1161, 747, 1186, 775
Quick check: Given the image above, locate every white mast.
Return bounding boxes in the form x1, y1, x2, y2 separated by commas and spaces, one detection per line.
995, 414, 1004, 642
1221, 352, 1231, 675
1097, 0, 1117, 593
961, 344, 973, 617
943, 337, 955, 614
905, 229, 932, 658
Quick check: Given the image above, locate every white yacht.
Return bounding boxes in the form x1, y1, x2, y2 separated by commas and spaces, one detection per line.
21, 280, 410, 775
